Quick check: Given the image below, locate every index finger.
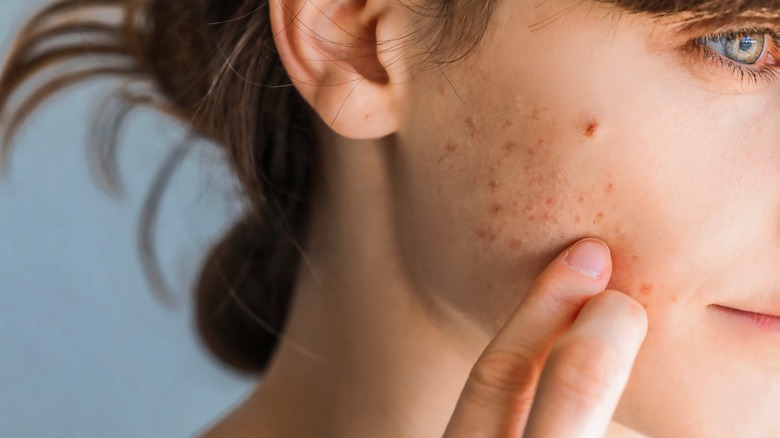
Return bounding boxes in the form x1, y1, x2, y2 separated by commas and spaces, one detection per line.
444, 238, 614, 437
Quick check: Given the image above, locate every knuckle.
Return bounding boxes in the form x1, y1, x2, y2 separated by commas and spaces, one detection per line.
531, 276, 587, 315
546, 338, 623, 407
464, 349, 541, 409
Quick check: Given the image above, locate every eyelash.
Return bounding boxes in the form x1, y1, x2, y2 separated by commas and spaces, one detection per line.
692, 28, 780, 84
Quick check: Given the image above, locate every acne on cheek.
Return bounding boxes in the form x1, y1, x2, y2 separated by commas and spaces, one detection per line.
608, 251, 662, 309
456, 113, 670, 313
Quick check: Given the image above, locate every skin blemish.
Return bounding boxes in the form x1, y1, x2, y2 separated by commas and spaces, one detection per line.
504, 141, 516, 153
436, 142, 459, 164
545, 197, 554, 206
592, 211, 604, 225
504, 119, 514, 127
532, 109, 541, 120
509, 239, 524, 251
474, 227, 497, 243
577, 194, 585, 203
640, 283, 653, 295
583, 120, 600, 138
465, 117, 476, 137
489, 203, 503, 215
606, 183, 615, 193
574, 214, 581, 223
631, 255, 641, 263
527, 148, 537, 157
488, 180, 499, 192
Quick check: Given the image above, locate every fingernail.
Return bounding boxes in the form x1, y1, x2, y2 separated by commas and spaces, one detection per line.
564, 239, 610, 279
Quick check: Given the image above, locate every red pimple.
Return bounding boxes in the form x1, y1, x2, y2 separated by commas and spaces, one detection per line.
640, 283, 653, 295
488, 180, 499, 191
584, 120, 600, 138
606, 183, 615, 193
577, 195, 585, 203
489, 203, 503, 214
545, 197, 554, 206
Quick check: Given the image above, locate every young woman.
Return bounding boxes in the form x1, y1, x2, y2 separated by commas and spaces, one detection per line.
2, 0, 779, 436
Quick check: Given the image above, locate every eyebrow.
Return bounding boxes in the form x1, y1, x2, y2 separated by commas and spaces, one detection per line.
600, 0, 780, 18
597, 0, 780, 30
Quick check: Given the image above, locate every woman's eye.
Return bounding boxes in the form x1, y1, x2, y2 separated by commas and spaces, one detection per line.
701, 33, 767, 65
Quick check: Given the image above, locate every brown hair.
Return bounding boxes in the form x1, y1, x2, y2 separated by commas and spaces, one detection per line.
0, 0, 772, 374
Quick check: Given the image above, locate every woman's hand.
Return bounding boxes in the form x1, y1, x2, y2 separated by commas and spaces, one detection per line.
443, 238, 648, 437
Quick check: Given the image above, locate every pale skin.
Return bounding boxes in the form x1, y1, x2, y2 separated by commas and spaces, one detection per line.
201, 0, 780, 436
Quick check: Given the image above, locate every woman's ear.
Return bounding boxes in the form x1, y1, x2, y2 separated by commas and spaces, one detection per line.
269, 0, 407, 139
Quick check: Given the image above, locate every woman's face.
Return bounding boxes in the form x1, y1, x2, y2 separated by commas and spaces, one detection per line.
391, 0, 780, 435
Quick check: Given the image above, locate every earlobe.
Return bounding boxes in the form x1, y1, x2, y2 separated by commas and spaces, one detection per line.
269, 0, 403, 139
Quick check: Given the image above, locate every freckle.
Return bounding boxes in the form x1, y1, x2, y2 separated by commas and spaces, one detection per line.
488, 180, 499, 191
577, 195, 585, 203
489, 203, 503, 214
640, 283, 653, 295
509, 239, 524, 251
596, 212, 604, 220
583, 120, 600, 138
504, 141, 516, 153
545, 197, 554, 206
606, 183, 615, 193
446, 142, 458, 153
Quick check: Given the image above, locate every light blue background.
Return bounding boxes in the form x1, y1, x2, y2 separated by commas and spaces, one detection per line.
0, 2, 256, 436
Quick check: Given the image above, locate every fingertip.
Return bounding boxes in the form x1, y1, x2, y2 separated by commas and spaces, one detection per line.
581, 290, 649, 348
563, 238, 612, 279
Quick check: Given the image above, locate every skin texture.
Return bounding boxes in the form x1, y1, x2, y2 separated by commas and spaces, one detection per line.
203, 0, 780, 436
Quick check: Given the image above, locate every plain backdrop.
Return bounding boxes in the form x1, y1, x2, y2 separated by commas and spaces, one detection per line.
0, 1, 257, 436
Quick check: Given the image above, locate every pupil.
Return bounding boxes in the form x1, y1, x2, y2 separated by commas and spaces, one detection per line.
740, 37, 756, 52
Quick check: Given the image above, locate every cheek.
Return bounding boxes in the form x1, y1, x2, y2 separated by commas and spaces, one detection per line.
454, 110, 620, 253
